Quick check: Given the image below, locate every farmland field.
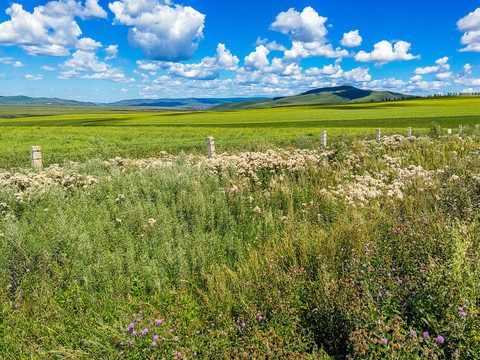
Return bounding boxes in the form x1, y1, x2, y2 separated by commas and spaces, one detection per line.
0, 96, 480, 168
1, 97, 480, 359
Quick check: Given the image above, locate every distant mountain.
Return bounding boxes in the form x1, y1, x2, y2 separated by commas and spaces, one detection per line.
212, 85, 415, 110
0, 95, 268, 109
0, 95, 96, 106
105, 97, 266, 109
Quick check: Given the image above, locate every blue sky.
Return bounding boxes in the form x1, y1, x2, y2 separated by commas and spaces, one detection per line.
0, 0, 479, 102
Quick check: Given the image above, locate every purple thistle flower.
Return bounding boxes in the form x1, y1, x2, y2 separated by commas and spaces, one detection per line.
155, 319, 163, 324
437, 336, 445, 344
461, 312, 467, 317
152, 341, 157, 346
423, 332, 429, 338
154, 335, 159, 340
381, 338, 388, 344
132, 331, 137, 335
410, 330, 417, 337
174, 336, 179, 341
162, 337, 166, 341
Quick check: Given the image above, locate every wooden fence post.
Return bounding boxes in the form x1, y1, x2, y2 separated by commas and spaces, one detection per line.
476, 124, 479, 130
30, 146, 42, 168
376, 128, 381, 141
407, 127, 412, 137
447, 129, 452, 135
320, 130, 327, 148
206, 137, 215, 158
458, 125, 463, 135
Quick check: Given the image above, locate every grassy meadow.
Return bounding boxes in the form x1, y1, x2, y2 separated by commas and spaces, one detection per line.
0, 97, 480, 359
0, 96, 480, 168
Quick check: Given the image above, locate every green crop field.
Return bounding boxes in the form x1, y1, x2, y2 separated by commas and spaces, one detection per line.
0, 96, 479, 168
1, 96, 480, 359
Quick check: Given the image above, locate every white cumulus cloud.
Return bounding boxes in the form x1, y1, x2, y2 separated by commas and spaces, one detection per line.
109, 0, 205, 61
283, 41, 350, 61
25, 74, 43, 81
340, 30, 362, 47
244, 45, 270, 71
0, 57, 23, 67
59, 50, 134, 82
354, 40, 420, 65
305, 60, 371, 83
413, 57, 450, 80
414, 66, 438, 75
105, 45, 119, 60
158, 43, 239, 80
0, 1, 107, 56
270, 7, 328, 43
457, 8, 480, 52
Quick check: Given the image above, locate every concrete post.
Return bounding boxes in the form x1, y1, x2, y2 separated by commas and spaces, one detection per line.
30, 146, 42, 168
206, 137, 215, 158
320, 130, 327, 148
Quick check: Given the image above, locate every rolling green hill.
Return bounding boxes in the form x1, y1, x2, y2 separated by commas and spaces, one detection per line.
105, 97, 266, 109
212, 85, 415, 110
0, 95, 96, 106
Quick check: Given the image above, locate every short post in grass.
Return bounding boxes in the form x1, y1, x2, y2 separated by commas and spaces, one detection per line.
459, 125, 463, 135
448, 129, 452, 135
476, 124, 479, 130
206, 136, 215, 158
407, 127, 412, 137
376, 128, 381, 141
320, 130, 327, 148
30, 146, 43, 168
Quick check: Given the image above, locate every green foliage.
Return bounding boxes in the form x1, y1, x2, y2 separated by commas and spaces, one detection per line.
1, 96, 480, 168
1, 127, 480, 358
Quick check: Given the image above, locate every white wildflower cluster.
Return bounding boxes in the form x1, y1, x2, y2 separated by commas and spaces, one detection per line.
327, 154, 443, 207
104, 149, 332, 185
0, 165, 99, 203
103, 153, 174, 170
380, 134, 421, 146
203, 149, 329, 176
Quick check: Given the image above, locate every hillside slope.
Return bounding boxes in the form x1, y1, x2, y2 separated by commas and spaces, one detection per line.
212, 85, 414, 110
105, 97, 266, 109
0, 95, 96, 106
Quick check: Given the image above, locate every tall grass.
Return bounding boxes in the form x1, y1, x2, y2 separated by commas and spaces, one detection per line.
1, 133, 480, 359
